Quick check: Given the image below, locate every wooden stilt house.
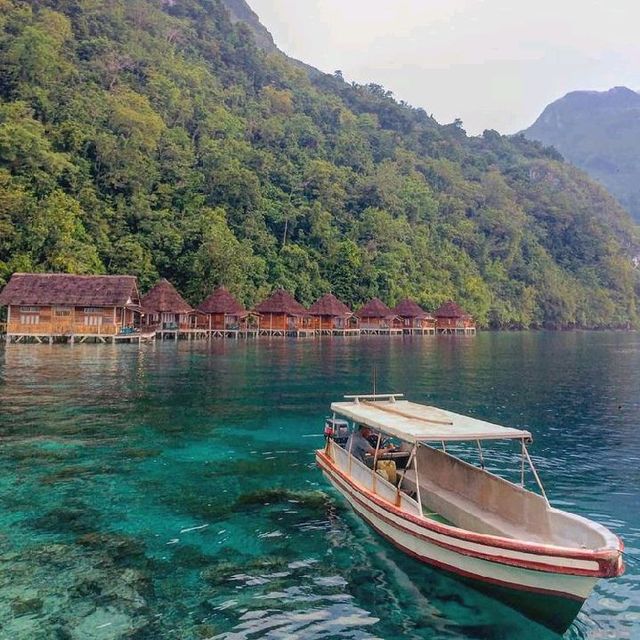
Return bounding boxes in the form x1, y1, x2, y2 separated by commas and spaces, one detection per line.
434, 300, 476, 335
308, 293, 356, 335
197, 286, 257, 336
141, 279, 193, 333
392, 298, 436, 335
0, 273, 143, 342
356, 298, 401, 335
254, 289, 311, 336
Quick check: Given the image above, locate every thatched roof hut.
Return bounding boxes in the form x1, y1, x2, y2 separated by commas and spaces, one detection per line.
393, 298, 433, 319
141, 279, 192, 314
255, 289, 307, 316
0, 273, 141, 308
308, 293, 352, 317
356, 297, 393, 319
434, 300, 469, 319
198, 286, 247, 316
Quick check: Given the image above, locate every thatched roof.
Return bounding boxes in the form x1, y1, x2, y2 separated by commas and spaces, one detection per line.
141, 279, 192, 314
434, 300, 469, 318
356, 297, 393, 318
198, 286, 246, 315
254, 289, 307, 315
393, 298, 432, 319
308, 293, 352, 317
0, 273, 140, 307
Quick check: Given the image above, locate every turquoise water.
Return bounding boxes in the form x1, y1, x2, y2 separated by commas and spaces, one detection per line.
0, 333, 638, 639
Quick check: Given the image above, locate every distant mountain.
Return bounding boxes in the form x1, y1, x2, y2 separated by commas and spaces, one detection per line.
523, 87, 640, 221
220, 0, 278, 52
220, 0, 318, 75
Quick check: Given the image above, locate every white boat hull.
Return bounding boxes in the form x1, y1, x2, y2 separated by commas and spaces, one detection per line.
316, 449, 621, 632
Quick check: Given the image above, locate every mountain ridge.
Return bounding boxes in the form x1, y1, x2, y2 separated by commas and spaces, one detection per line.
523, 87, 640, 221
0, 0, 638, 328
220, 0, 319, 75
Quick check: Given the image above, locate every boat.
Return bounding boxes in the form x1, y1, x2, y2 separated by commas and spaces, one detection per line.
315, 393, 624, 632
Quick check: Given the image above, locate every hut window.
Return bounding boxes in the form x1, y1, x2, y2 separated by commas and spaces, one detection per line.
20, 313, 39, 324
54, 307, 72, 317
83, 307, 104, 326
19, 306, 39, 313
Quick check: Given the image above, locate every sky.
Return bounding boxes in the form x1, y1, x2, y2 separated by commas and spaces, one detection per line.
249, 0, 640, 135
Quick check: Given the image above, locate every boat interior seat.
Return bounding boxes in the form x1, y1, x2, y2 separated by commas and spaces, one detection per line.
400, 468, 550, 542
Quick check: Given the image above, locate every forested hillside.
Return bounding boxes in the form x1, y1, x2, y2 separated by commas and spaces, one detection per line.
0, 0, 639, 328
524, 87, 640, 223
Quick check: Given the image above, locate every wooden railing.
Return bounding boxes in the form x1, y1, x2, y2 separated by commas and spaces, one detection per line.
146, 322, 194, 331
75, 323, 118, 335
7, 322, 119, 335
359, 322, 390, 329
435, 319, 476, 329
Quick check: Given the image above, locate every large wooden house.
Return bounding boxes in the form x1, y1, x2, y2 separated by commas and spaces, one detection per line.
197, 286, 256, 335
308, 293, 356, 335
392, 298, 436, 335
141, 279, 193, 334
434, 300, 476, 335
356, 298, 401, 334
0, 273, 143, 342
254, 289, 311, 336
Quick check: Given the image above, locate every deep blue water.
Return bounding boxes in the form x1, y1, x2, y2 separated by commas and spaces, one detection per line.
0, 333, 638, 639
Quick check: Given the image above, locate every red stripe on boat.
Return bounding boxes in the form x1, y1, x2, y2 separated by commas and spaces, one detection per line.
316, 451, 622, 578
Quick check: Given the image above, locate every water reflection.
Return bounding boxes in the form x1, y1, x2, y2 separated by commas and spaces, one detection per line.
0, 333, 638, 639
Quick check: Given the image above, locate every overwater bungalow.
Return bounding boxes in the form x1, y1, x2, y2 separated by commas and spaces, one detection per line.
254, 289, 312, 337
141, 279, 194, 338
392, 298, 436, 335
356, 298, 402, 335
434, 300, 476, 335
197, 286, 258, 337
0, 273, 147, 343
308, 293, 358, 335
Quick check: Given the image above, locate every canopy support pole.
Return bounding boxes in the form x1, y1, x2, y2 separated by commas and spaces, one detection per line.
414, 445, 424, 517
441, 440, 447, 453
523, 443, 550, 507
371, 432, 382, 493
395, 444, 416, 500
520, 438, 525, 487
347, 426, 355, 476
476, 439, 485, 469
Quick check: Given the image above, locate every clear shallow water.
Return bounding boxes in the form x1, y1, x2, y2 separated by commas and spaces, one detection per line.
0, 333, 638, 640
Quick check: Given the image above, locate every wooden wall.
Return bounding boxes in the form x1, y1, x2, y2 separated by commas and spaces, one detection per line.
6, 304, 136, 334
436, 317, 475, 329
358, 316, 386, 329
261, 312, 307, 331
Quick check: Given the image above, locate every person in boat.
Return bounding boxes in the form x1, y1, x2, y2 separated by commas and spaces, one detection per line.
346, 425, 395, 464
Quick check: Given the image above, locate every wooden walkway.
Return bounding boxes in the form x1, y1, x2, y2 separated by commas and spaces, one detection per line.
258, 328, 316, 338
403, 327, 436, 335
316, 328, 361, 337
436, 327, 476, 335
360, 327, 404, 336
4, 331, 157, 344
155, 328, 260, 340
1, 325, 476, 344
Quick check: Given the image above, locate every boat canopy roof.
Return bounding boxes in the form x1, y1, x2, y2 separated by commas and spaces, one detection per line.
331, 395, 532, 443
